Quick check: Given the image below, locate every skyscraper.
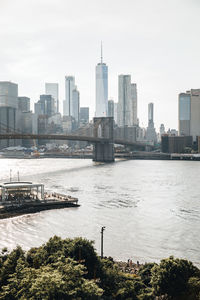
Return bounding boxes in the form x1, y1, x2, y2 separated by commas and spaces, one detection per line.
117, 75, 137, 127
118, 75, 131, 127
108, 99, 114, 117
0, 81, 18, 148
63, 76, 80, 129
36, 95, 55, 117
148, 103, 154, 124
72, 87, 80, 124
63, 76, 75, 116
179, 92, 190, 136
18, 97, 30, 112
131, 83, 137, 125
159, 123, 165, 136
146, 102, 157, 143
114, 103, 118, 124
80, 107, 89, 124
45, 83, 59, 113
95, 44, 108, 117
179, 89, 200, 140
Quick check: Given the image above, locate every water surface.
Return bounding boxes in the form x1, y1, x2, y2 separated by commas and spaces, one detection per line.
0, 158, 199, 265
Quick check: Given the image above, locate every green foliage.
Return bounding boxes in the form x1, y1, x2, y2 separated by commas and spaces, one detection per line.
187, 277, 200, 299
0, 245, 25, 289
151, 256, 200, 299
0, 257, 103, 299
0, 239, 200, 300
26, 236, 101, 279
138, 263, 156, 287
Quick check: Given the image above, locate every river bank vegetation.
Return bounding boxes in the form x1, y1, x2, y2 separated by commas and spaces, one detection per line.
0, 236, 200, 299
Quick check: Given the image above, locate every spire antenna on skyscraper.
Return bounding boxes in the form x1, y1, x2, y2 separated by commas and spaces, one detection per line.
101, 41, 103, 63
96, 41, 108, 117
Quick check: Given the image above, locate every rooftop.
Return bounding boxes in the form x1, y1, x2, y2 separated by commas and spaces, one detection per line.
0, 182, 43, 189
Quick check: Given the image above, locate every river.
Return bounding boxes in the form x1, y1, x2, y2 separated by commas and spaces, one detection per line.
0, 158, 199, 265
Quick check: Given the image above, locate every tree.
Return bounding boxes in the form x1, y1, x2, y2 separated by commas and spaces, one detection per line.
0, 258, 103, 300
26, 236, 102, 279
138, 263, 156, 287
0, 245, 25, 289
151, 256, 200, 299
187, 277, 200, 300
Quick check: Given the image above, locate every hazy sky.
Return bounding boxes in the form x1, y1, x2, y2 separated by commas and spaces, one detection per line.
0, 0, 200, 130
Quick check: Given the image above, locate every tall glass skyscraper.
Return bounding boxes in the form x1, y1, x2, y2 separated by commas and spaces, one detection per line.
95, 44, 108, 117
131, 83, 137, 125
117, 75, 137, 127
63, 76, 80, 126
117, 75, 131, 127
63, 76, 75, 116
45, 83, 59, 113
72, 87, 80, 124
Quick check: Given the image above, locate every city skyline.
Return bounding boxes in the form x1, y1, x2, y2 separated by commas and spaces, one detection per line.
0, 0, 200, 130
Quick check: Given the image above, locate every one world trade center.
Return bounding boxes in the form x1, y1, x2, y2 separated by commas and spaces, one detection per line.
95, 43, 108, 117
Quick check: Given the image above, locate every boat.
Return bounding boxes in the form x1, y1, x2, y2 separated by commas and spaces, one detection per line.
0, 181, 79, 219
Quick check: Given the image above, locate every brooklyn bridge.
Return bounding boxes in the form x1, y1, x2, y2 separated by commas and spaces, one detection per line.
0, 117, 153, 162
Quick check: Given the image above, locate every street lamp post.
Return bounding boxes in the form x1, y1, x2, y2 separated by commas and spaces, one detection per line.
100, 226, 105, 259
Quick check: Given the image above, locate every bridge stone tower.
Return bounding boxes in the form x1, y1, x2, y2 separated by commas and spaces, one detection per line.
93, 117, 114, 162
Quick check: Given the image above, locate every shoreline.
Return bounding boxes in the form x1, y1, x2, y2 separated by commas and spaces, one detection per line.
0, 200, 80, 220
1, 152, 200, 161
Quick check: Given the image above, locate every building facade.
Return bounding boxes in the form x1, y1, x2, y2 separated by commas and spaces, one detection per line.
63, 76, 75, 116
179, 89, 200, 141
80, 107, 89, 125
161, 135, 192, 153
18, 97, 30, 112
117, 75, 137, 127
179, 92, 191, 136
118, 75, 131, 127
158, 123, 165, 142
114, 103, 118, 124
131, 83, 137, 125
72, 88, 80, 125
0, 81, 18, 148
146, 102, 157, 143
21, 112, 38, 147
108, 99, 114, 117
95, 50, 108, 117
45, 83, 59, 113
37, 95, 55, 117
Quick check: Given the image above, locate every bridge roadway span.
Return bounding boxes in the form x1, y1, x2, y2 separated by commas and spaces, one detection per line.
0, 133, 151, 148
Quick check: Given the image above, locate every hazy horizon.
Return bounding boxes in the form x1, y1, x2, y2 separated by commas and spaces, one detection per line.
0, 0, 200, 130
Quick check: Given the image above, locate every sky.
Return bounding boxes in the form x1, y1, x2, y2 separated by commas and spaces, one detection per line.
0, 0, 200, 130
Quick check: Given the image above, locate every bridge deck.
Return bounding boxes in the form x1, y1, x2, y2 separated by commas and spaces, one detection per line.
0, 133, 153, 148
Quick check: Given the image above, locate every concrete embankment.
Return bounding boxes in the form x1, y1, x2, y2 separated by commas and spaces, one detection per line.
0, 201, 79, 220
115, 152, 171, 160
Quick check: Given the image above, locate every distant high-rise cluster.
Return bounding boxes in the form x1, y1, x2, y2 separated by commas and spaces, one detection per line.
0, 77, 89, 148
1, 43, 180, 150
